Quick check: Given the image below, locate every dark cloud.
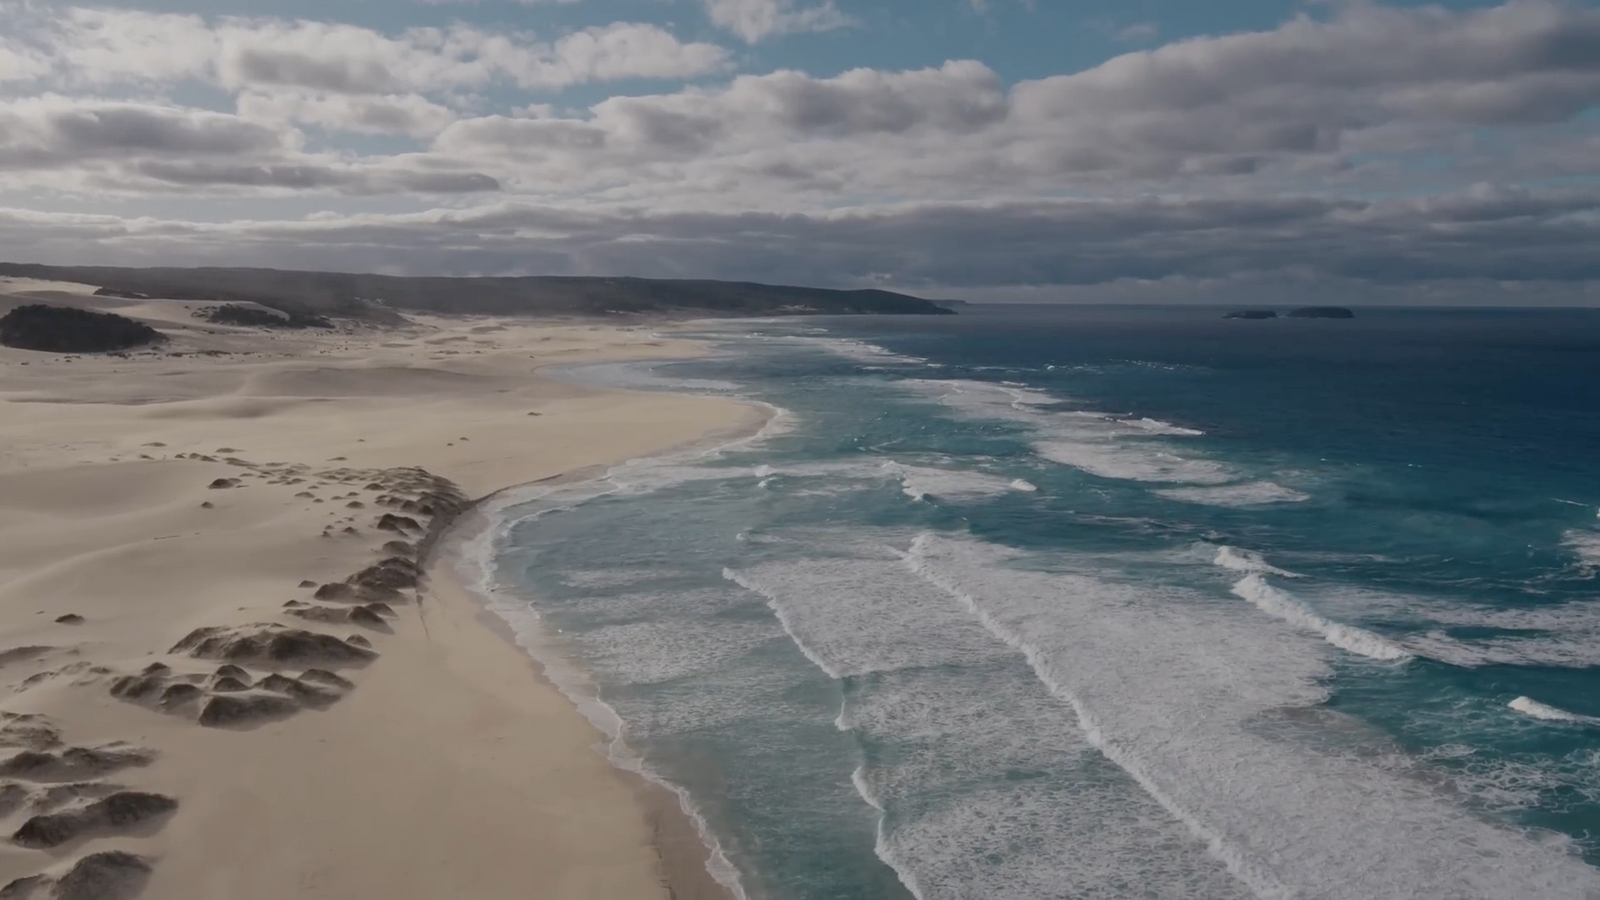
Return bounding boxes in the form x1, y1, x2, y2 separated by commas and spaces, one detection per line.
48, 106, 281, 155
131, 160, 499, 193
227, 48, 398, 93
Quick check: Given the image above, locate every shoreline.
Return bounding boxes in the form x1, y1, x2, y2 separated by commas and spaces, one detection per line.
429, 384, 785, 900
0, 289, 767, 899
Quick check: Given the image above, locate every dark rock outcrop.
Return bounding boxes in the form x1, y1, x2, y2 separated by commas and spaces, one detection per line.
349, 562, 417, 591
0, 747, 152, 782
170, 625, 376, 667
11, 791, 177, 848
197, 693, 298, 727
0, 305, 162, 353
375, 514, 421, 533
0, 715, 59, 752
52, 851, 152, 900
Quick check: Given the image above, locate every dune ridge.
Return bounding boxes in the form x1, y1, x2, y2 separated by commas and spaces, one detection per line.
0, 276, 761, 899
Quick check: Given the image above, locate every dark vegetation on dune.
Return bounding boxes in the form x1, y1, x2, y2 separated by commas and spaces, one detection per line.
203, 304, 334, 329
0, 262, 955, 322
0, 304, 163, 353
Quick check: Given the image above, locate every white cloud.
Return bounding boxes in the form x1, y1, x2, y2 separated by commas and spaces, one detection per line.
236, 92, 460, 138
699, 0, 852, 43
421, 1, 1600, 205
0, 38, 50, 83
19, 8, 730, 94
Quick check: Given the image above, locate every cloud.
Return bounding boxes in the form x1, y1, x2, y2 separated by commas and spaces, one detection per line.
1112, 22, 1157, 43
0, 96, 286, 169
236, 92, 460, 138
423, 1, 1600, 204
127, 160, 499, 193
699, 0, 851, 43
0, 38, 50, 83
0, 0, 1597, 301
17, 7, 730, 94
0, 95, 498, 196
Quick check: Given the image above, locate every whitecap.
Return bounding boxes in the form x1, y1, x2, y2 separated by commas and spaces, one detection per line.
1563, 529, 1600, 568
1509, 696, 1600, 726
894, 465, 1035, 502
1230, 574, 1412, 661
815, 337, 929, 366
1307, 588, 1600, 669
1033, 440, 1233, 484
1211, 546, 1301, 579
1156, 482, 1311, 507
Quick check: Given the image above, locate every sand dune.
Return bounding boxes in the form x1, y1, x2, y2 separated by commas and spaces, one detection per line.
0, 283, 759, 899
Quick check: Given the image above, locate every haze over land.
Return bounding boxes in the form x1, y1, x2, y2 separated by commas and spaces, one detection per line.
0, 0, 1597, 304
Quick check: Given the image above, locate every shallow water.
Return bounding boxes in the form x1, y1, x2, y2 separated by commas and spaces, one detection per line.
471, 305, 1600, 899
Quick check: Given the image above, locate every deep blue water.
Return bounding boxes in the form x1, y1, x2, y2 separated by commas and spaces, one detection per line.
473, 305, 1600, 900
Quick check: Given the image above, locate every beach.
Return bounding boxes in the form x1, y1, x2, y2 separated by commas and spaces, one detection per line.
0, 278, 760, 898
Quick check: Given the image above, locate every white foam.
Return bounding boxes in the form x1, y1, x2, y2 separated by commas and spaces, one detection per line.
1129, 417, 1206, 436
1033, 440, 1233, 484
723, 560, 1009, 678
814, 337, 930, 366
1563, 529, 1600, 568
1157, 482, 1311, 507
1306, 588, 1600, 669
741, 558, 1247, 899
893, 378, 1236, 489
1212, 546, 1301, 578
1509, 696, 1600, 726
897, 378, 1060, 423
1404, 631, 1600, 668
1230, 574, 1413, 661
573, 618, 779, 685
903, 533, 1600, 900
1010, 479, 1039, 492
894, 465, 1033, 502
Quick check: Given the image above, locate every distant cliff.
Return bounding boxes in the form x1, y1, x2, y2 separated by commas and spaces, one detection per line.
0, 263, 954, 322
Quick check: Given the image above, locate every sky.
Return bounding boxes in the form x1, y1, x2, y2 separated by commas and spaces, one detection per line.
1, 0, 1598, 304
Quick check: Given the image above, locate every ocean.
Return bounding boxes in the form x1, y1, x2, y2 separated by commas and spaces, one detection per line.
460, 304, 1600, 900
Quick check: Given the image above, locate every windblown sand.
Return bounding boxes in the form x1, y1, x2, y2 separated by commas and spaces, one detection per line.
0, 278, 761, 899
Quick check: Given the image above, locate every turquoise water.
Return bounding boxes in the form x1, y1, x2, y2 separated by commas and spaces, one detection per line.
475, 306, 1600, 900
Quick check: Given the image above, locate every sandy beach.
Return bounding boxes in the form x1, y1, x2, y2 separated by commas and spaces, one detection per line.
0, 278, 761, 899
